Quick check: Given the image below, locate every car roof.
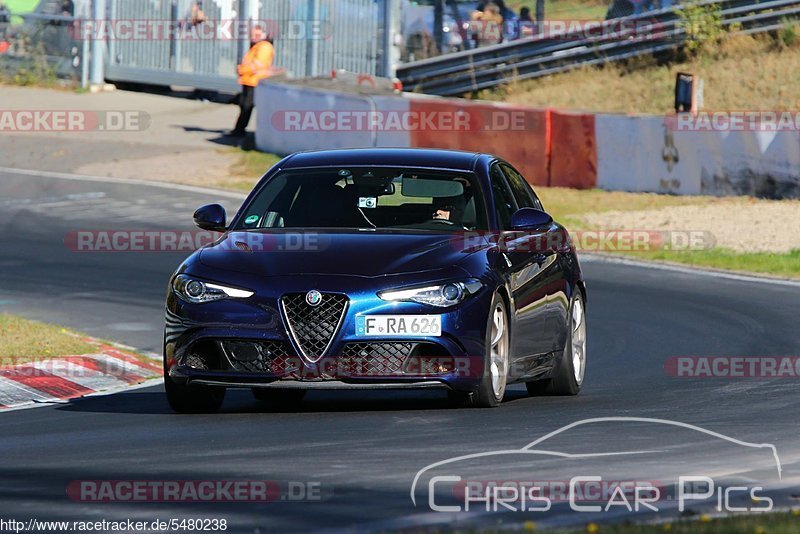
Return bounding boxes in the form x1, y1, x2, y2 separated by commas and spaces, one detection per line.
280, 148, 484, 172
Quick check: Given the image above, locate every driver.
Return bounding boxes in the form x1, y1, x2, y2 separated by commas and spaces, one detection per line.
431, 194, 467, 224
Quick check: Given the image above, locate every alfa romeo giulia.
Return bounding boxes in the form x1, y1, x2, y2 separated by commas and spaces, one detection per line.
164, 148, 586, 412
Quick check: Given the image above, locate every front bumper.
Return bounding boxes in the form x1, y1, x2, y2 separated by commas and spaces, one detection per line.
187, 378, 451, 391
165, 274, 493, 392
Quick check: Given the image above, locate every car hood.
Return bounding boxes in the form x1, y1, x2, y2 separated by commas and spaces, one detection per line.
198, 230, 488, 278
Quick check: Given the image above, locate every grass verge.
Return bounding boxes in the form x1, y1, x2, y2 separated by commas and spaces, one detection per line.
0, 314, 97, 365
225, 148, 283, 191
624, 248, 800, 279
0, 314, 154, 367
482, 33, 800, 114
562, 510, 800, 533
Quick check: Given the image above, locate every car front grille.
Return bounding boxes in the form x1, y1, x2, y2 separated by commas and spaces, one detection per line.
336, 342, 414, 377
190, 338, 454, 378
219, 340, 299, 375
281, 292, 348, 362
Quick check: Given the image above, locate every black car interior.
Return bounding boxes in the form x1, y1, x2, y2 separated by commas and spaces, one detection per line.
240, 168, 486, 231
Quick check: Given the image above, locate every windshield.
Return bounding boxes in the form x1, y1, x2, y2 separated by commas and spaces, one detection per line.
234, 167, 487, 232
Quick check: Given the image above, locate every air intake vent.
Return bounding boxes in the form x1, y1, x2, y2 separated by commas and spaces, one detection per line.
280, 292, 348, 362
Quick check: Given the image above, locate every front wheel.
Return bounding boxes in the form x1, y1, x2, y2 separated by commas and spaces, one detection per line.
164, 374, 225, 413
527, 290, 586, 396
453, 292, 510, 408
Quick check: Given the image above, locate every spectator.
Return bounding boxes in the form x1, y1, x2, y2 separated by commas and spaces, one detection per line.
230, 27, 275, 137
470, 2, 503, 47
0, 2, 9, 42
189, 1, 206, 27
518, 6, 534, 39
60, 0, 74, 17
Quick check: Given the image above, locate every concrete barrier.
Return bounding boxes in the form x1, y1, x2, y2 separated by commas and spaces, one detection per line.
596, 114, 800, 198
549, 110, 597, 189
256, 81, 800, 198
407, 98, 550, 186
595, 114, 703, 195
255, 82, 402, 154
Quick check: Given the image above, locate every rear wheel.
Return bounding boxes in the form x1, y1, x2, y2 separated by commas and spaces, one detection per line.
452, 292, 509, 408
252, 388, 306, 403
526, 291, 586, 396
164, 374, 225, 413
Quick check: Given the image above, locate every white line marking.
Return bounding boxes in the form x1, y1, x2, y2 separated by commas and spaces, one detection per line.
582, 253, 800, 287
0, 166, 247, 200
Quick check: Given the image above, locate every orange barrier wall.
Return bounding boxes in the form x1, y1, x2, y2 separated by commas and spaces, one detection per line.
548, 110, 598, 189
408, 99, 550, 186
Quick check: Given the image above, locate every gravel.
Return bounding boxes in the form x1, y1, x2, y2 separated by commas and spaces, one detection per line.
581, 200, 800, 254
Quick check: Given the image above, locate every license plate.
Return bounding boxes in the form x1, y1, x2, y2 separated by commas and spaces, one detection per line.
356, 315, 442, 337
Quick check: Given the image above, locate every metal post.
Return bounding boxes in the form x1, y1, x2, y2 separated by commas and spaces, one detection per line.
81, 36, 90, 88
306, 0, 320, 77
89, 0, 106, 87
433, 0, 444, 55
170, 1, 180, 72
238, 0, 253, 65
381, 0, 398, 77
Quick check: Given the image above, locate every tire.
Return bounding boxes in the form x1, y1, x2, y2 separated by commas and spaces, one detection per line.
252, 388, 306, 403
453, 292, 510, 408
526, 290, 586, 396
164, 374, 225, 413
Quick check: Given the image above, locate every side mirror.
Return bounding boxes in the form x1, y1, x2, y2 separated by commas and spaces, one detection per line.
193, 204, 227, 232
509, 207, 553, 230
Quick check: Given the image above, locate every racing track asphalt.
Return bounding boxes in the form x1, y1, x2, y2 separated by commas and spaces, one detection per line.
0, 169, 798, 532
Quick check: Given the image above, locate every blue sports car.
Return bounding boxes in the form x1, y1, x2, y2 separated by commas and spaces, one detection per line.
164, 148, 586, 412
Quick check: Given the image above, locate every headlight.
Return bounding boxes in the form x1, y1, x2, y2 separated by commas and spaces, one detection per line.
172, 274, 253, 304
378, 279, 483, 308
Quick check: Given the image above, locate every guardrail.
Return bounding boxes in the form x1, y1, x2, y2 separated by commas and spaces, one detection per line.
396, 0, 800, 96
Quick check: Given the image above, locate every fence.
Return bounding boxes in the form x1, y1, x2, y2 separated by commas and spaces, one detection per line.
103, 0, 387, 92
1, 0, 391, 92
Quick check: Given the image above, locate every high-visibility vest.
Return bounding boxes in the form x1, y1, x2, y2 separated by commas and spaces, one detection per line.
237, 41, 275, 87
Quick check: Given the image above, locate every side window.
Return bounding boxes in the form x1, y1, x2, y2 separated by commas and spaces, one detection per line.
490, 164, 517, 230
501, 163, 544, 211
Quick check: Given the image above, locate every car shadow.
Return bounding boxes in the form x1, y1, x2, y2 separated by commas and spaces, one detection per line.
172, 125, 246, 148
56, 385, 532, 415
